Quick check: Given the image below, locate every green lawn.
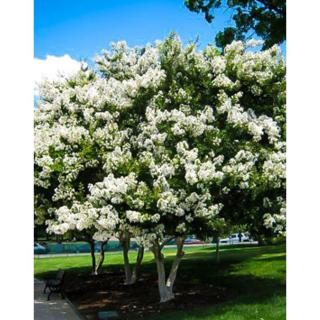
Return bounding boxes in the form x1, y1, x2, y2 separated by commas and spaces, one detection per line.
34, 245, 208, 276
34, 244, 286, 320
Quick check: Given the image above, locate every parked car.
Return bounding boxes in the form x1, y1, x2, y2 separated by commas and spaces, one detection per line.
184, 238, 204, 245
219, 233, 252, 245
34, 242, 47, 254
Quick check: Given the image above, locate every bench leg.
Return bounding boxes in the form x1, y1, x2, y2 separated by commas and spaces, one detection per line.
47, 290, 52, 301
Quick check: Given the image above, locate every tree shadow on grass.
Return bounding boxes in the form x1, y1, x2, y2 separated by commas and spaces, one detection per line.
147, 273, 285, 320
65, 270, 285, 320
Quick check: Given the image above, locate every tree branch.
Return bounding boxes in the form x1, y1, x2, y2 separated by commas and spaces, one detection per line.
166, 237, 185, 289
256, 0, 285, 15
95, 239, 109, 274
160, 236, 176, 249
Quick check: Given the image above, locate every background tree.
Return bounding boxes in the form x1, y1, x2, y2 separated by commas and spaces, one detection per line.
185, 0, 286, 49
197, 218, 231, 263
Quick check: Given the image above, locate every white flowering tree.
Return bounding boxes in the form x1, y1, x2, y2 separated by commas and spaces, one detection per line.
34, 34, 285, 303
34, 66, 119, 274
87, 174, 146, 284
34, 48, 160, 281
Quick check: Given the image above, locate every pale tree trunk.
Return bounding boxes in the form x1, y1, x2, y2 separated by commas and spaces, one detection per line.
120, 232, 145, 285
152, 237, 185, 303
94, 239, 109, 275
88, 240, 96, 275
130, 245, 144, 284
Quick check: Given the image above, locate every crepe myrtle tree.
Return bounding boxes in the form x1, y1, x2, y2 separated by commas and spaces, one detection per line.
71, 229, 109, 275
34, 69, 110, 275
34, 34, 285, 303
34, 44, 164, 282
35, 192, 108, 275
90, 35, 285, 302
86, 174, 146, 285
38, 202, 110, 275
34, 198, 108, 274
66, 229, 109, 275
87, 236, 109, 275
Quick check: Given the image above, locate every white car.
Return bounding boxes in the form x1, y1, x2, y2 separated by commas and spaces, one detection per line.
219, 233, 251, 245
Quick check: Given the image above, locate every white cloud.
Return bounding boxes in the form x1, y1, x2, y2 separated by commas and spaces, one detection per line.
34, 55, 81, 94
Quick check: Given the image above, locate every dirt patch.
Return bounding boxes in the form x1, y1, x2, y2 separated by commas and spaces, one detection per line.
64, 269, 234, 319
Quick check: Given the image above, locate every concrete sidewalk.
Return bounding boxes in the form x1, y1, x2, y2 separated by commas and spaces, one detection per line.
34, 278, 82, 320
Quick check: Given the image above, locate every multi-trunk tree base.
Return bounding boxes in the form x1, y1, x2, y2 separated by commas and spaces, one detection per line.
89, 239, 109, 275
120, 232, 145, 285
151, 237, 185, 303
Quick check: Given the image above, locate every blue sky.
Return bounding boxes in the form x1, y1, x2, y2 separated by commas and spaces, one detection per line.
35, 0, 238, 61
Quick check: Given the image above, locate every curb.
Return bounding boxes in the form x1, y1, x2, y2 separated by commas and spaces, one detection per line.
64, 295, 87, 320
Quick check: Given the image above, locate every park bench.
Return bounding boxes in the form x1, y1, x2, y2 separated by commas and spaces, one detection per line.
43, 269, 65, 300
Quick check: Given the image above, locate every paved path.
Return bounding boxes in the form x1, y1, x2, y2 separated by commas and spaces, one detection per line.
34, 278, 82, 320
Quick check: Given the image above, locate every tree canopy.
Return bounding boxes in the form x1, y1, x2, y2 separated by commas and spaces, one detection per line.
34, 34, 286, 302
185, 0, 286, 49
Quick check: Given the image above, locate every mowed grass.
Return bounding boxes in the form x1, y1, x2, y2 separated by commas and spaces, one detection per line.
34, 245, 208, 276
34, 244, 286, 320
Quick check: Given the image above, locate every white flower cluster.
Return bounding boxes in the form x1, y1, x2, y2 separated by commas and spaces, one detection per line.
88, 173, 137, 205
263, 196, 286, 235
185, 159, 224, 185
46, 202, 99, 234
223, 150, 257, 189
93, 230, 112, 242
96, 205, 119, 230
217, 92, 280, 143
262, 148, 286, 188
126, 210, 142, 223
144, 104, 215, 139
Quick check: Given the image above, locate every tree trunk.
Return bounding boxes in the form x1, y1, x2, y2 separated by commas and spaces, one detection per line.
121, 232, 133, 284
215, 238, 220, 264
152, 237, 185, 303
256, 234, 266, 246
155, 249, 175, 302
120, 232, 144, 285
131, 245, 144, 284
88, 240, 96, 275
94, 240, 109, 275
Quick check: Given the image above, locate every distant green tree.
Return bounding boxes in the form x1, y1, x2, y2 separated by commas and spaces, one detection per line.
185, 0, 286, 49
196, 218, 231, 263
